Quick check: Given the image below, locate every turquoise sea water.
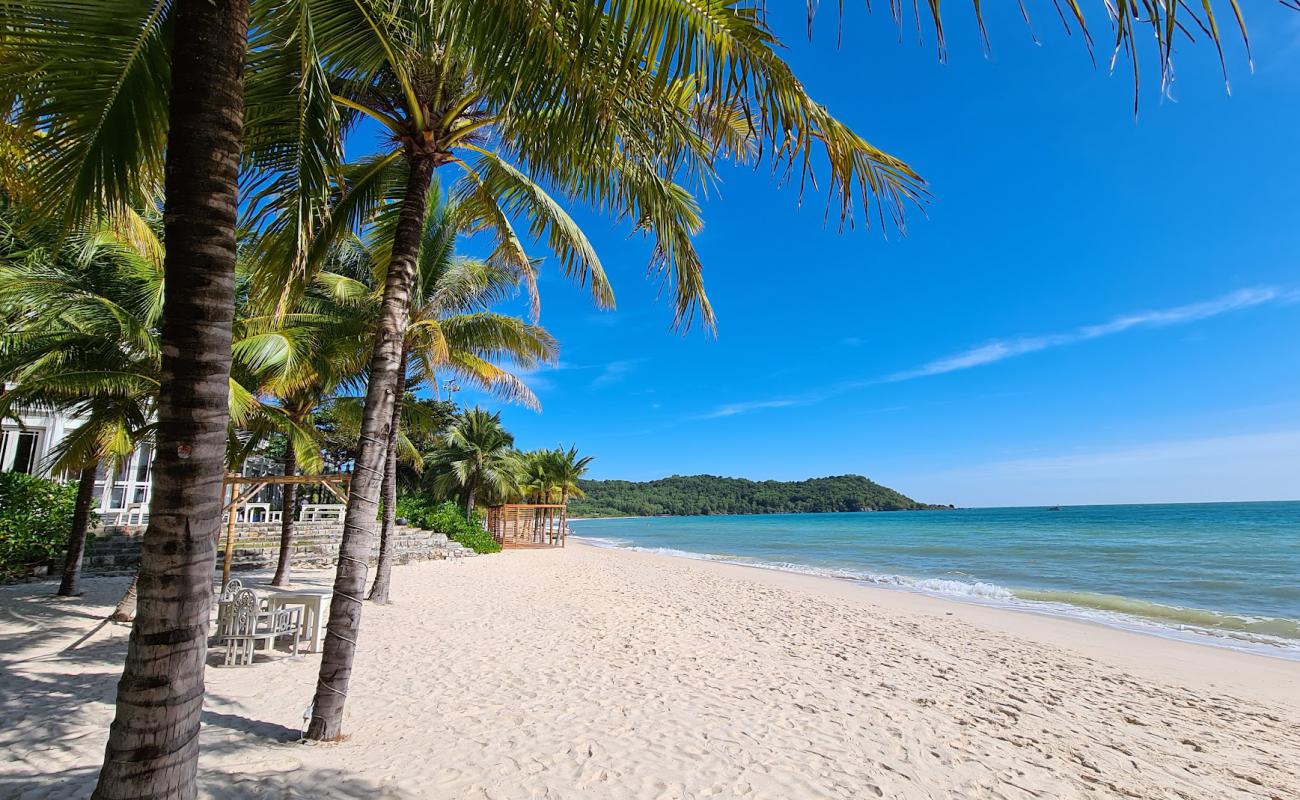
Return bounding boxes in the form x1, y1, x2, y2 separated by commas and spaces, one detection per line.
571, 502, 1300, 658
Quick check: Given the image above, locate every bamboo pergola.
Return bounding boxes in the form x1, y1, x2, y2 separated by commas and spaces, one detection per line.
219, 472, 351, 584
485, 503, 568, 548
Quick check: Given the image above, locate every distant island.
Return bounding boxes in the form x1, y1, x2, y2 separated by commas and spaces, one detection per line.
568, 474, 951, 518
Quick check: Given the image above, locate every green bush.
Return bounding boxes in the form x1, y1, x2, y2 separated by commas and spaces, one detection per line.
0, 472, 84, 580
397, 495, 501, 554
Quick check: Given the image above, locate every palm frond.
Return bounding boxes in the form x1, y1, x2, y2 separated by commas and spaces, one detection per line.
0, 0, 171, 224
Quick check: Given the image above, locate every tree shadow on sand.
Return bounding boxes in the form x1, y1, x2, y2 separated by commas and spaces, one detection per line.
0, 762, 418, 799
0, 575, 135, 660
3, 580, 384, 798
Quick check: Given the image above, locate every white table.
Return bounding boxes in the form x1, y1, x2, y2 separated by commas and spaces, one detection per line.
265, 588, 332, 653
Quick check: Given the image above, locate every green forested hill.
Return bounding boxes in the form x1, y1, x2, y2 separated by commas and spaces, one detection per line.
568, 474, 948, 518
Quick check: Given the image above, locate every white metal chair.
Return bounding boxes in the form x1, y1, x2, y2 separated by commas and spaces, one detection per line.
217, 588, 300, 666
214, 578, 244, 633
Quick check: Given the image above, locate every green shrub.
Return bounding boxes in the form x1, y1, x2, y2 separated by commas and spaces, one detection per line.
0, 472, 83, 580
397, 495, 501, 554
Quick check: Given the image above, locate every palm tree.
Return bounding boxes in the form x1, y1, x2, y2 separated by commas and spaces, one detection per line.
0, 198, 313, 605
548, 445, 593, 512
373, 202, 556, 603
0, 204, 161, 597
232, 287, 370, 588
95, 0, 246, 782
432, 408, 520, 518
518, 450, 559, 504
310, 191, 557, 601
245, 0, 926, 739
3, 1, 250, 790
512, 446, 589, 542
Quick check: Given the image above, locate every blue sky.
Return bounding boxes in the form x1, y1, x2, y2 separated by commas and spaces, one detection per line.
393, 6, 1300, 507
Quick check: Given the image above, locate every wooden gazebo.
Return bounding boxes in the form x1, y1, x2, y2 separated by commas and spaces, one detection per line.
485, 504, 568, 548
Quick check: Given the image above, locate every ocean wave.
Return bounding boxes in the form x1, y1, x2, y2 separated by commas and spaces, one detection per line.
1012, 589, 1300, 642
571, 535, 1300, 657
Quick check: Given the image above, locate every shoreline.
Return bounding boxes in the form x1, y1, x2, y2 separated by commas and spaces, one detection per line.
573, 538, 1300, 707
568, 513, 1300, 664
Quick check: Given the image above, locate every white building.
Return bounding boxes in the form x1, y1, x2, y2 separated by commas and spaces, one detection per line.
2, 407, 154, 522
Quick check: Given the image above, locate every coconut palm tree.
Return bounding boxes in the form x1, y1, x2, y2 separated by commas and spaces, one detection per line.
232, 282, 371, 587
431, 408, 521, 518
0, 204, 161, 597
548, 445, 593, 511
518, 449, 559, 504
3, 1, 252, 792
512, 446, 590, 541
311, 189, 557, 602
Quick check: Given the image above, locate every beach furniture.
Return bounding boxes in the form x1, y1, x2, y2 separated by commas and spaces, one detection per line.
216, 587, 300, 666
264, 587, 332, 653
300, 503, 346, 522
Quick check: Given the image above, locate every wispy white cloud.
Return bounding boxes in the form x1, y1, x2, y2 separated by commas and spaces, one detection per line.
887, 287, 1296, 382
698, 398, 805, 419
685, 287, 1294, 422
591, 359, 638, 387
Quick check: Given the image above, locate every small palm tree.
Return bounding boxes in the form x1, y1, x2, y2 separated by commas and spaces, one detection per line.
518, 449, 559, 504
0, 200, 318, 599
548, 445, 594, 511
232, 275, 371, 587
0, 202, 161, 596
432, 408, 520, 518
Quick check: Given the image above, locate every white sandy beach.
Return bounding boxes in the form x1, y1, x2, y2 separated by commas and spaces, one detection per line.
2, 543, 1297, 799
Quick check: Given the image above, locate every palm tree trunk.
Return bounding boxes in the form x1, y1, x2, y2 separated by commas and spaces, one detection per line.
368, 349, 408, 604
560, 489, 568, 547
465, 479, 477, 518
57, 463, 98, 596
271, 446, 297, 587
109, 572, 140, 623
92, 1, 248, 796
307, 154, 436, 741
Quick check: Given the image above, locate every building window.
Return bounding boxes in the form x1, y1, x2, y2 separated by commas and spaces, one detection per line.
133, 444, 151, 482
2, 430, 39, 474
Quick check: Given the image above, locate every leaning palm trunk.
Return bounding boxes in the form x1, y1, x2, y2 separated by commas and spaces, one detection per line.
57, 464, 98, 596
271, 446, 297, 586
367, 350, 408, 604
91, 1, 248, 796
108, 572, 140, 623
307, 155, 436, 740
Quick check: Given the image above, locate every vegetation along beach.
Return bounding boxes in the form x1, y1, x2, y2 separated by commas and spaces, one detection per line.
2, 1, 1298, 799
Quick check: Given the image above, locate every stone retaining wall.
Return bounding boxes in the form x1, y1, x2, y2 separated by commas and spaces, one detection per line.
81, 521, 473, 575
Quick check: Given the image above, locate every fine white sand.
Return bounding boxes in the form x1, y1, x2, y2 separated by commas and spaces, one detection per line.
2, 543, 1298, 799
